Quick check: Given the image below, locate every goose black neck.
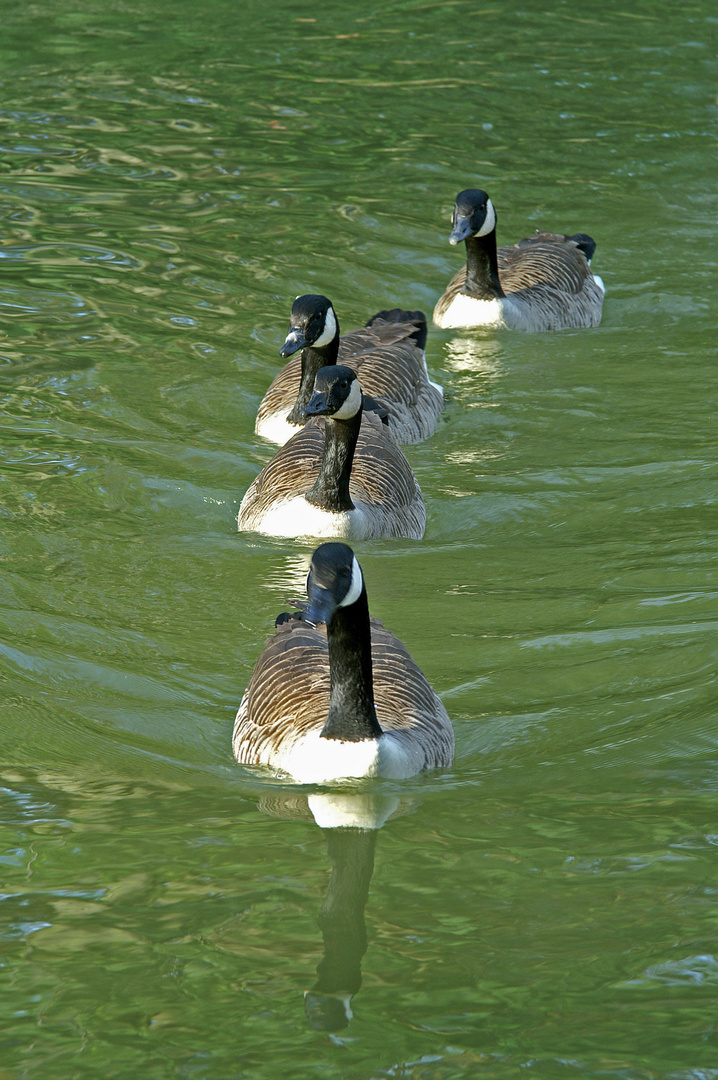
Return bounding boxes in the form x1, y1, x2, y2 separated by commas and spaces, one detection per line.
320, 587, 383, 742
305, 409, 361, 514
287, 337, 341, 425
463, 232, 505, 299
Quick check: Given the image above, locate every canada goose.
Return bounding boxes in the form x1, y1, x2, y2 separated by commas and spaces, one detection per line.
233, 542, 454, 784
238, 365, 426, 540
255, 294, 443, 446
433, 188, 605, 331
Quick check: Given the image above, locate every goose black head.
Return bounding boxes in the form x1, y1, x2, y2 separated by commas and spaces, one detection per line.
303, 542, 364, 627
302, 365, 362, 421
280, 294, 339, 358
449, 188, 496, 245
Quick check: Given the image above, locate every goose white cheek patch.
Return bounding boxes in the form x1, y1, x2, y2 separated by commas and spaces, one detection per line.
331, 378, 362, 420
313, 306, 337, 348
477, 199, 496, 237
338, 556, 364, 608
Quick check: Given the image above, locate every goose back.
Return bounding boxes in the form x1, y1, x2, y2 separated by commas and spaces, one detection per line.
256, 307, 442, 445
434, 191, 604, 331
233, 614, 453, 777
238, 412, 426, 540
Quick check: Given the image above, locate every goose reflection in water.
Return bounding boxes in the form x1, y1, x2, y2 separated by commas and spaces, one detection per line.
257, 790, 405, 1032
304, 824, 376, 1032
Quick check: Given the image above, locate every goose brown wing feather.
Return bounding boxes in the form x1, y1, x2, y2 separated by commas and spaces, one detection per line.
344, 413, 424, 512
498, 233, 604, 329
339, 317, 423, 357
237, 414, 425, 539
256, 312, 441, 445
255, 354, 303, 432
233, 618, 330, 765
433, 266, 469, 320
239, 420, 326, 526
233, 616, 453, 770
438, 234, 591, 305
369, 621, 454, 768
498, 232, 591, 295
434, 232, 602, 330
348, 333, 440, 433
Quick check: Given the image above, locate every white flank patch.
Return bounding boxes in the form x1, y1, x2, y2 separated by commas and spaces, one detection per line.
276, 730, 421, 784
593, 274, 606, 294
435, 293, 506, 329
419, 353, 444, 396
313, 305, 338, 348
257, 495, 373, 539
254, 409, 303, 447
477, 198, 496, 237
330, 377, 362, 420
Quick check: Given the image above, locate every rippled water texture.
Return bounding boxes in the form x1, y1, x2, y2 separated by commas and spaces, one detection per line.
1, 2, 717, 1077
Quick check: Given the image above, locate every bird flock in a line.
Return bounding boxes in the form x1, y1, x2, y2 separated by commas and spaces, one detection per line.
232, 188, 605, 786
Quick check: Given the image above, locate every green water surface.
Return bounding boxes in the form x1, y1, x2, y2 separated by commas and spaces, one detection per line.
1, 1, 717, 1077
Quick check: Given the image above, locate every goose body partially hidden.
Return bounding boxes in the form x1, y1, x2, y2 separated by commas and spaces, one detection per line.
233, 542, 454, 784
256, 294, 443, 446
433, 188, 605, 332
238, 366, 426, 541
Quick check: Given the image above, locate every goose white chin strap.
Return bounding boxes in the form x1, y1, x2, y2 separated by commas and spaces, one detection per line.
331, 377, 363, 420
313, 305, 337, 348
477, 199, 496, 237
339, 557, 364, 607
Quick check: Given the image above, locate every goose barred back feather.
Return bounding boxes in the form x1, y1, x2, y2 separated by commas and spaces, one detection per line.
239, 408, 426, 540
434, 189, 604, 332
256, 301, 442, 445
233, 613, 453, 772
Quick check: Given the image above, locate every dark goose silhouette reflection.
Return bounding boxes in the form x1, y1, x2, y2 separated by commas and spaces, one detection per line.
257, 790, 406, 1032
304, 825, 377, 1031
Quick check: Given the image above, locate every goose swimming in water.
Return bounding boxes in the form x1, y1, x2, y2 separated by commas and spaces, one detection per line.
433, 188, 605, 332
255, 294, 443, 446
238, 365, 426, 540
233, 542, 454, 784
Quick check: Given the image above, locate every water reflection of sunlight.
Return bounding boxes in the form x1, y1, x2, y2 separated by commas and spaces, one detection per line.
259, 551, 312, 594
443, 333, 505, 376
445, 445, 504, 467
441, 334, 506, 418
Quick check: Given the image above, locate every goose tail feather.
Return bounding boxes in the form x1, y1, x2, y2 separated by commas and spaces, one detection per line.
365, 308, 428, 352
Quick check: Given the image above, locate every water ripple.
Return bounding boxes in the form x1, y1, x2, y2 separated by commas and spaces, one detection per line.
0, 284, 99, 319
0, 242, 144, 269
